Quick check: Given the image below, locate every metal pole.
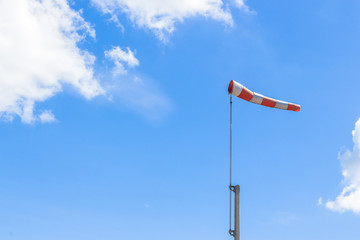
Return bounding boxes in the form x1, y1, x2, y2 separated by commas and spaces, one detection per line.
229, 95, 233, 235
234, 185, 240, 240
229, 95, 240, 240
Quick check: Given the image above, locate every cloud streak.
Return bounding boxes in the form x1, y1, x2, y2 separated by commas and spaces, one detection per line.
107, 75, 172, 121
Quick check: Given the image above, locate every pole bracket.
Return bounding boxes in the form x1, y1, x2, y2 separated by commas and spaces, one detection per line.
230, 185, 240, 240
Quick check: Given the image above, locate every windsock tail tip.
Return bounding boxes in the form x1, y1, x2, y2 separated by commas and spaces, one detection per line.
288, 104, 301, 112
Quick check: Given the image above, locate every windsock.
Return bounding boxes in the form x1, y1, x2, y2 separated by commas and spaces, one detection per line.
228, 80, 300, 112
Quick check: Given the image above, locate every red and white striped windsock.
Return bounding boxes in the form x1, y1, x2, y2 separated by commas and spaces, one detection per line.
228, 80, 300, 112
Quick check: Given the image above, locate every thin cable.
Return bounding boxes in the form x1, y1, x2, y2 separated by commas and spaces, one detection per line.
229, 95, 233, 234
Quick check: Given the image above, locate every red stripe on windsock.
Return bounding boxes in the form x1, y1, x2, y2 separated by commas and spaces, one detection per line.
261, 97, 277, 108
238, 87, 254, 101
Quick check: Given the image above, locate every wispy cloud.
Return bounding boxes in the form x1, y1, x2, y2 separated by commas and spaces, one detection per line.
232, 0, 254, 13
270, 211, 298, 226
104, 74, 172, 121
0, 0, 103, 123
103, 46, 171, 121
325, 118, 360, 214
103, 46, 171, 120
91, 0, 251, 41
105, 46, 139, 75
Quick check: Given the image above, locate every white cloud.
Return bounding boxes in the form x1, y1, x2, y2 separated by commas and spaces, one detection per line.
91, 0, 246, 41
39, 110, 56, 123
0, 0, 104, 123
326, 118, 360, 214
105, 46, 139, 75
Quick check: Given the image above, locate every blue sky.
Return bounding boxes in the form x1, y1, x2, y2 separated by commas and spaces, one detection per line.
1, 0, 360, 239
